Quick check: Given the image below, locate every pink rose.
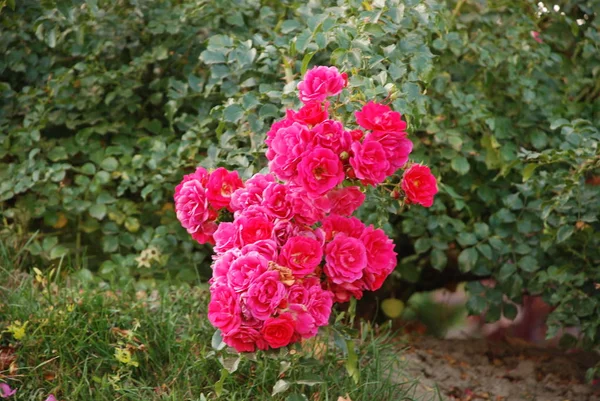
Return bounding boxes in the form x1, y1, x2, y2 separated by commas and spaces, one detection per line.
287, 101, 329, 126
211, 249, 240, 284
321, 214, 365, 241
355, 101, 407, 132
401, 164, 438, 207
174, 179, 211, 234
260, 313, 296, 348
241, 239, 279, 260
265, 116, 294, 148
230, 173, 275, 212
288, 304, 318, 338
288, 185, 331, 226
368, 131, 413, 174
360, 226, 397, 291
296, 147, 344, 197
348, 129, 364, 141
262, 183, 293, 219
213, 222, 237, 254
206, 167, 244, 211
222, 325, 268, 352
310, 119, 352, 155
278, 236, 323, 277
0, 383, 16, 398
208, 285, 242, 335
227, 252, 269, 292
191, 220, 218, 245
306, 284, 333, 326
267, 122, 312, 181
530, 31, 543, 44
287, 283, 309, 305
327, 186, 365, 216
174, 166, 209, 197
328, 280, 364, 303
246, 270, 286, 320
297, 66, 348, 103
236, 214, 274, 246
349, 140, 390, 186
324, 233, 367, 284
272, 219, 301, 247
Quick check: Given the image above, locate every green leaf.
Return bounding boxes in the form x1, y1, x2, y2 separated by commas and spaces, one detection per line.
498, 262, 516, 282
550, 118, 569, 130
476, 243, 493, 260
522, 164, 537, 182
474, 222, 489, 239
457, 232, 477, 247
503, 303, 518, 320
458, 247, 478, 272
518, 255, 539, 273
451, 156, 470, 175
272, 380, 290, 396
345, 339, 359, 384
223, 104, 244, 123
430, 248, 447, 271
211, 330, 226, 351
414, 237, 431, 253
295, 29, 312, 53
199, 50, 226, 64
301, 52, 316, 76
556, 225, 574, 243
89, 204, 107, 220
50, 245, 68, 259
281, 20, 302, 34
188, 74, 204, 92
100, 157, 119, 172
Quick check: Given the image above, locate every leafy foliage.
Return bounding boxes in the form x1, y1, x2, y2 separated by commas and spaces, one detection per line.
1, 0, 599, 358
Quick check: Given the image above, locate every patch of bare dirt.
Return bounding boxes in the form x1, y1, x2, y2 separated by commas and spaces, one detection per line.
398, 336, 600, 401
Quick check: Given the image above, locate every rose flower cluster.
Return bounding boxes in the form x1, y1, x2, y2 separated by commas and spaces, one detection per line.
174, 66, 438, 352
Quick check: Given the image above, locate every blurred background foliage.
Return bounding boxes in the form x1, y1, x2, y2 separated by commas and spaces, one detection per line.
1, 0, 599, 352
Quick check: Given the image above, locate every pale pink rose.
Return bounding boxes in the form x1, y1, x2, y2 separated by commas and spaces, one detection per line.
324, 233, 367, 284
174, 179, 211, 234
296, 147, 345, 197
360, 226, 397, 291
260, 313, 297, 348
222, 324, 268, 352
306, 284, 333, 326
227, 252, 269, 292
288, 304, 318, 338
288, 185, 331, 226
235, 214, 274, 246
349, 140, 390, 186
213, 222, 238, 254
230, 173, 275, 212
321, 214, 365, 242
368, 131, 413, 174
327, 186, 365, 216
310, 120, 352, 155
530, 31, 543, 43
241, 239, 279, 260
262, 183, 293, 219
206, 167, 244, 211
267, 122, 312, 181
328, 280, 364, 303
246, 270, 286, 320
355, 101, 407, 132
45, 396, 57, 401
401, 164, 438, 208
0, 384, 16, 398
286, 101, 329, 126
208, 284, 242, 335
297, 66, 348, 103
278, 236, 323, 277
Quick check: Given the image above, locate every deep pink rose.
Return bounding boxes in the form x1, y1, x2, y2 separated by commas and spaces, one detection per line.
246, 270, 286, 320
272, 219, 301, 247
174, 179, 211, 234
265, 116, 294, 148
368, 131, 413, 174
324, 233, 367, 284
227, 252, 269, 292
230, 173, 275, 212
348, 129, 364, 141
327, 186, 365, 216
328, 280, 364, 303
278, 236, 323, 277
401, 164, 438, 207
260, 313, 296, 348
310, 120, 352, 154
306, 284, 333, 326
296, 147, 344, 197
288, 304, 318, 338
288, 185, 331, 225
297, 66, 348, 103
213, 222, 238, 254
355, 101, 407, 132
287, 283, 309, 305
321, 214, 365, 241
349, 140, 390, 186
287, 101, 329, 126
206, 167, 244, 211
174, 166, 209, 197
211, 249, 240, 284
268, 122, 312, 181
262, 183, 293, 219
191, 220, 218, 245
241, 239, 279, 260
236, 214, 274, 246
360, 226, 397, 291
222, 325, 268, 352
208, 284, 242, 335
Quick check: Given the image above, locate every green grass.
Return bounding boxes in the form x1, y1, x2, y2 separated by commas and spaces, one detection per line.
0, 244, 434, 401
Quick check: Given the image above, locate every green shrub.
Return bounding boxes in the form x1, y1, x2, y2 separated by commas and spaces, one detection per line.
1, 0, 599, 362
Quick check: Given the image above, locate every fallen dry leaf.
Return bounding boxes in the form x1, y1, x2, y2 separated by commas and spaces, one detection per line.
337, 395, 352, 401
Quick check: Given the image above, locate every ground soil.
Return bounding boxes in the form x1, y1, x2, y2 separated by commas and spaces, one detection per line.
396, 336, 600, 401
